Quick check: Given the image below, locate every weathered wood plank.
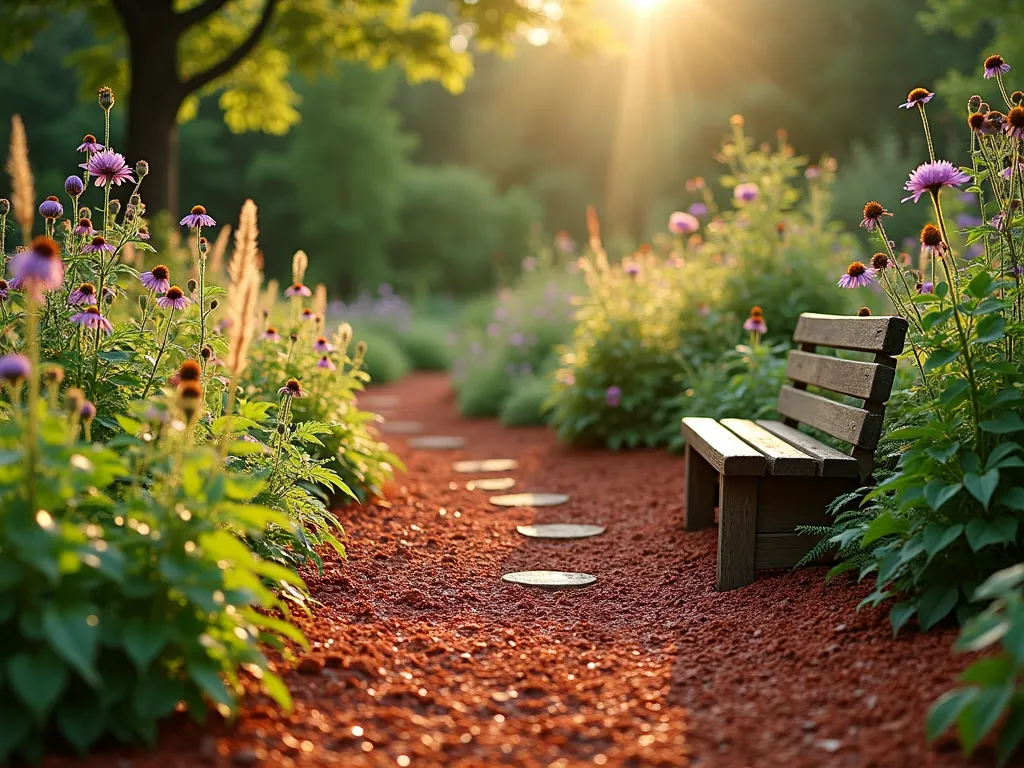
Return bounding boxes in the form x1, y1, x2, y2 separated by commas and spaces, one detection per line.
785, 350, 896, 403
681, 417, 766, 476
717, 476, 758, 591
755, 476, 859, 533
720, 419, 817, 477
755, 420, 860, 478
776, 386, 883, 449
684, 444, 718, 531
793, 313, 908, 356
754, 531, 826, 570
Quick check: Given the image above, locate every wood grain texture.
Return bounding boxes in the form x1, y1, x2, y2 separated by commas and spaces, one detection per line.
776, 386, 883, 449
755, 420, 860, 477
684, 444, 718, 531
717, 475, 758, 591
720, 419, 817, 476
793, 313, 908, 356
755, 476, 859, 533
785, 350, 896, 403
681, 417, 766, 476
754, 532, 824, 570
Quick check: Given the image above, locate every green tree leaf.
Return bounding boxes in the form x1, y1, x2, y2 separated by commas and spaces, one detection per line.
923, 480, 962, 511
922, 522, 963, 562
42, 603, 100, 685
6, 647, 68, 722
964, 469, 1000, 509
981, 413, 1024, 434
965, 517, 1018, 551
927, 687, 977, 743
918, 585, 959, 631
122, 618, 171, 671
958, 684, 1014, 754
889, 601, 916, 636
55, 695, 106, 755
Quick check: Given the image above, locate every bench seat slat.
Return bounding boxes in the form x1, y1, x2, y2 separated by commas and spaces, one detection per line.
720, 419, 817, 476
681, 417, 765, 476
792, 313, 908, 356
755, 420, 859, 478
776, 386, 883, 449
785, 350, 896, 403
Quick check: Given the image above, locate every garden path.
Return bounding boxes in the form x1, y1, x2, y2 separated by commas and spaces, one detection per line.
51, 372, 977, 768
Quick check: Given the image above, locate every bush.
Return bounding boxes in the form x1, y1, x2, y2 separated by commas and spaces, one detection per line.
353, 327, 410, 385
500, 376, 551, 427
396, 320, 452, 371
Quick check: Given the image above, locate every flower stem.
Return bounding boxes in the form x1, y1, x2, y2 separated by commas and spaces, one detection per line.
141, 309, 176, 399
918, 105, 936, 163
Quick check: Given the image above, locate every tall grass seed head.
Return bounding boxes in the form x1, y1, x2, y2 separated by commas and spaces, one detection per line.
98, 86, 115, 110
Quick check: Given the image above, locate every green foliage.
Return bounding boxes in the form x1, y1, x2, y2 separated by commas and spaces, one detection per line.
927, 564, 1024, 766
547, 121, 860, 450
395, 321, 453, 371
499, 376, 551, 427
351, 327, 410, 385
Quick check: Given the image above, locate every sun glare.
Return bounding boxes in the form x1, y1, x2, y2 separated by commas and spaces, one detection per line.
629, 0, 664, 12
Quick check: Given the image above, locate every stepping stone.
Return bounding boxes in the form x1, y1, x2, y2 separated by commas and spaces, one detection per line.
489, 493, 569, 508
453, 459, 518, 473
380, 421, 423, 434
516, 523, 605, 539
501, 570, 597, 590
363, 395, 400, 409
466, 477, 517, 492
408, 435, 467, 450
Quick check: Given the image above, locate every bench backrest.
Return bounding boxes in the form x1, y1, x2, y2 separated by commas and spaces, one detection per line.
779, 313, 909, 476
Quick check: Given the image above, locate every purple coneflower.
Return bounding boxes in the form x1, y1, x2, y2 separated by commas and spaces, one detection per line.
968, 112, 987, 135
734, 182, 759, 203
858, 307, 872, 317
64, 176, 85, 198
1006, 106, 1024, 139
837, 262, 876, 289
1000, 163, 1024, 179
313, 336, 333, 353
0, 354, 31, 383
743, 307, 767, 334
900, 88, 934, 109
77, 134, 104, 154
920, 224, 947, 259
668, 211, 700, 235
81, 150, 135, 187
9, 236, 64, 295
70, 306, 113, 334
984, 54, 1011, 79
300, 308, 315, 322
39, 197, 63, 220
605, 386, 622, 408
1011, 265, 1024, 276
285, 282, 311, 297
985, 111, 1006, 135
688, 202, 707, 218
68, 283, 98, 306
902, 160, 971, 203
316, 356, 336, 372
917, 282, 935, 295
83, 235, 115, 255
870, 253, 890, 271
263, 327, 282, 342
73, 217, 93, 237
278, 378, 306, 399
138, 226, 151, 241
140, 265, 171, 293
179, 204, 216, 229
157, 285, 190, 311
80, 400, 97, 422
624, 261, 641, 277
860, 201, 893, 232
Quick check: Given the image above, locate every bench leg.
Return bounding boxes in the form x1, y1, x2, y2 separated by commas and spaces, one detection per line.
684, 444, 718, 531
716, 475, 758, 591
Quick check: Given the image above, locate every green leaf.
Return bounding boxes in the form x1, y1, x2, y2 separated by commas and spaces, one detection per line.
188, 664, 234, 708
955, 612, 1009, 652
960, 655, 1015, 685
997, 701, 1024, 766
918, 585, 959, 631
966, 271, 997, 299
924, 347, 961, 372
42, 603, 100, 685
0, 698, 32, 762
966, 517, 1019, 552
975, 564, 1024, 601
132, 674, 184, 720
861, 511, 909, 545
926, 442, 961, 463
927, 687, 977, 743
6, 647, 68, 722
958, 684, 1014, 754
1001, 487, 1024, 511
964, 470, 1000, 509
986, 442, 1022, 471
923, 480, 962, 512
890, 601, 916, 636
981, 413, 1024, 434
55, 696, 106, 755
260, 669, 293, 711
122, 618, 171, 671
939, 379, 970, 407
923, 523, 964, 562
973, 315, 1006, 344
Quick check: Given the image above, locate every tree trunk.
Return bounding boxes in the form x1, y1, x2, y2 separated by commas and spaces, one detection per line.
122, 8, 182, 218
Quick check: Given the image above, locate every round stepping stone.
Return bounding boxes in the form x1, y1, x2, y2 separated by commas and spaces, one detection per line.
516, 523, 605, 539
379, 421, 423, 434
489, 493, 570, 507
501, 570, 597, 590
363, 395, 400, 409
453, 459, 519, 474
466, 477, 517, 492
408, 435, 467, 450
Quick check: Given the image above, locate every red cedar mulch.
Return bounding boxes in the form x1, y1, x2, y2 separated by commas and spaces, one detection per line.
50, 372, 985, 768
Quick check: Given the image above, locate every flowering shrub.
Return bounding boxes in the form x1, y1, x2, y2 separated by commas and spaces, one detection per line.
548, 124, 861, 450
0, 91, 394, 757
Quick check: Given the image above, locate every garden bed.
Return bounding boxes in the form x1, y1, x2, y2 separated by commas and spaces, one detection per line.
47, 372, 977, 767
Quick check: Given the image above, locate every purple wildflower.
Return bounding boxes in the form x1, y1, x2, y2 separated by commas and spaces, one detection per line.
278, 378, 306, 399
860, 201, 893, 232
805, 166, 821, 179
70, 306, 113, 334
902, 161, 971, 203
0, 354, 31, 383
956, 213, 984, 228
920, 224, 948, 258
743, 307, 767, 334
138, 227, 150, 241
68, 283, 98, 306
688, 202, 707, 218
263, 327, 281, 342
1006, 107, 1024, 139
83, 235, 115, 255
0, 279, 8, 301
984, 54, 1011, 79
734, 182, 759, 203
73, 218, 93, 237
64, 175, 85, 198
313, 336, 333, 353
39, 197, 63, 220
668, 211, 700, 235
157, 286, 190, 311
179, 205, 215, 229
837, 262, 876, 289
300, 308, 315, 323
917, 282, 935, 295
316, 356, 336, 372
77, 134, 104, 154
80, 400, 97, 421
899, 88, 934, 109
81, 150, 135, 187
522, 256, 538, 272
285, 282, 312, 297
624, 261, 641, 277
1011, 265, 1024, 277
510, 333, 525, 346
9, 236, 64, 296
605, 386, 622, 408
140, 265, 171, 293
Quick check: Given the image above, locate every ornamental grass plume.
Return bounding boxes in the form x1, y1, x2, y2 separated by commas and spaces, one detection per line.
6, 115, 35, 242
225, 199, 261, 377
313, 283, 327, 321
208, 224, 232, 276
292, 249, 309, 286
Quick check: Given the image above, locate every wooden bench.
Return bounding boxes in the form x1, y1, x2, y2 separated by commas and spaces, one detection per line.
681, 313, 909, 591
